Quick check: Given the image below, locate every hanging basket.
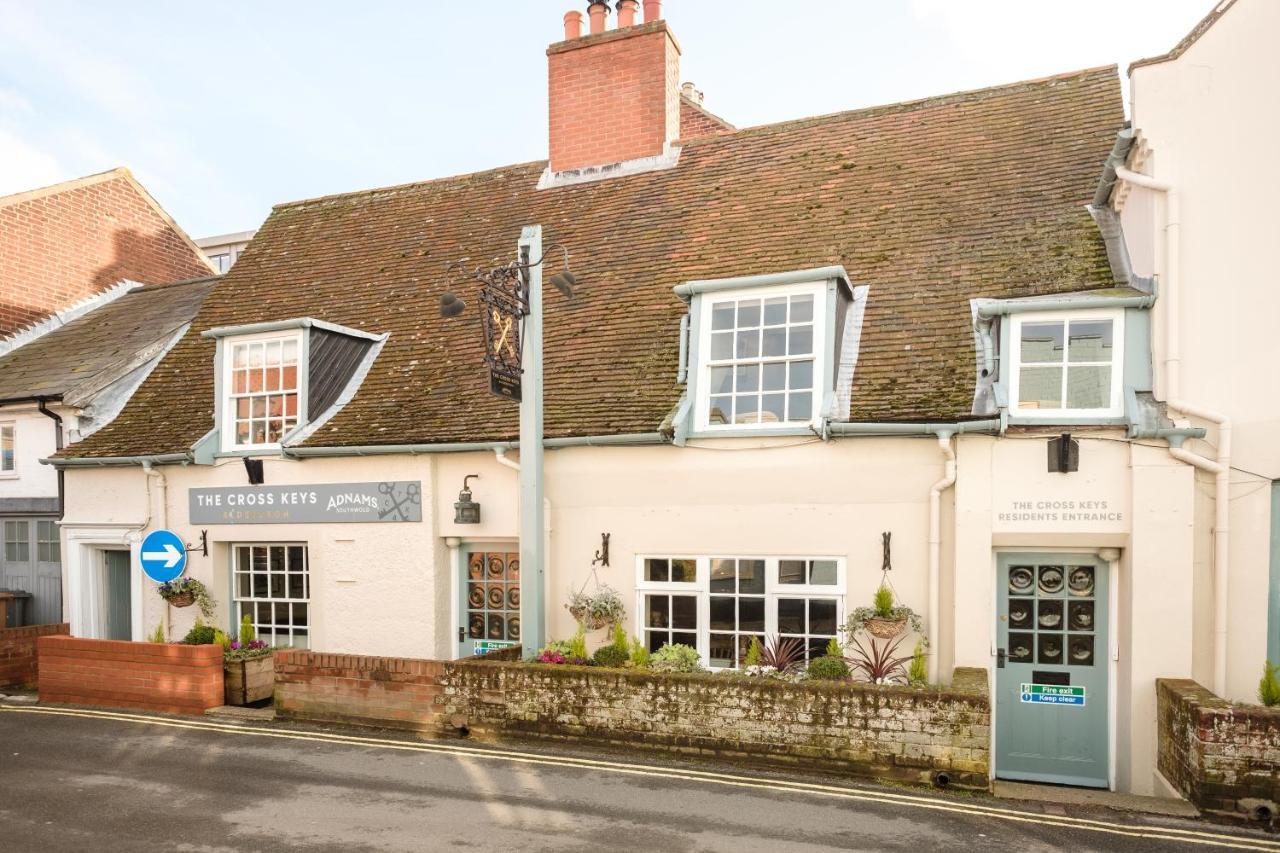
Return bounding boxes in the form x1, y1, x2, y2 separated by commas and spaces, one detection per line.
568, 605, 612, 632
164, 591, 196, 608
864, 615, 908, 639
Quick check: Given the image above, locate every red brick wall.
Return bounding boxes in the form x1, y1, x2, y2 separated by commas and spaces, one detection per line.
679, 97, 734, 139
38, 636, 223, 715
547, 21, 680, 173
0, 623, 68, 689
274, 650, 445, 731
0, 171, 212, 335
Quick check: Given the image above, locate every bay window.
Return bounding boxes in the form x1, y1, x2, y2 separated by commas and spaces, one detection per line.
636, 555, 844, 668
222, 333, 302, 449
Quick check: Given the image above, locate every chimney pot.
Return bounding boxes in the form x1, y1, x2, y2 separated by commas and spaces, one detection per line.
587, 1, 610, 34
643, 0, 662, 23
617, 0, 639, 27
564, 10, 584, 40
681, 81, 703, 105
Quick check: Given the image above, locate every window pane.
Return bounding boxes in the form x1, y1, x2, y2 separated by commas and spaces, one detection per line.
1020, 322, 1064, 364
735, 330, 760, 358
791, 295, 814, 323
670, 559, 697, 583
645, 558, 669, 583
709, 366, 733, 394
734, 364, 759, 393
737, 300, 761, 328
710, 332, 733, 360
1068, 320, 1113, 363
709, 397, 731, 425
711, 303, 734, 330
739, 598, 765, 632
282, 338, 298, 364
810, 560, 838, 586
252, 573, 268, 597
788, 392, 812, 421
788, 360, 813, 390
671, 631, 697, 648
1066, 365, 1112, 409
1018, 366, 1063, 409
762, 327, 786, 357
778, 598, 805, 633
761, 394, 785, 423
778, 560, 806, 585
809, 599, 838, 634
645, 595, 670, 628
671, 596, 697, 630
734, 395, 759, 424
763, 297, 787, 325
233, 344, 249, 368
270, 573, 285, 598
738, 560, 765, 594
762, 362, 786, 392
709, 634, 735, 668
710, 596, 735, 630
646, 631, 666, 653
787, 325, 813, 356
1, 425, 12, 471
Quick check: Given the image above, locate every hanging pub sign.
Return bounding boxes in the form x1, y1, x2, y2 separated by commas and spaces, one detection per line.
189, 481, 422, 524
478, 256, 529, 402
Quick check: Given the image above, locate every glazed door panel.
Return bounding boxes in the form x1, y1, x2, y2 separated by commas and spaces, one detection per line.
458, 549, 521, 659
995, 553, 1109, 788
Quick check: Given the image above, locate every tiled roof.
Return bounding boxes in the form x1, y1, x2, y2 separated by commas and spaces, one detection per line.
63, 66, 1122, 457
0, 277, 217, 402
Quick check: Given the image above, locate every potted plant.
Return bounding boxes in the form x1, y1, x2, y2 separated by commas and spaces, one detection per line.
845, 585, 925, 641
219, 615, 274, 706
566, 584, 625, 631
157, 576, 215, 621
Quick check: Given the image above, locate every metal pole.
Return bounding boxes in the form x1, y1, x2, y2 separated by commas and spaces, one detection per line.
518, 225, 546, 657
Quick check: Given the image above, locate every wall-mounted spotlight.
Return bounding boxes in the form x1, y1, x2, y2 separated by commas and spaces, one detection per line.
454, 474, 481, 524
243, 457, 264, 485
1047, 432, 1079, 473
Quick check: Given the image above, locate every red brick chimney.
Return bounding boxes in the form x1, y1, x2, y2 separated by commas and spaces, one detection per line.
547, 2, 681, 176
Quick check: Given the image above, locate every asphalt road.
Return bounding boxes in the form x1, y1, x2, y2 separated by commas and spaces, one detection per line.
1, 704, 1277, 852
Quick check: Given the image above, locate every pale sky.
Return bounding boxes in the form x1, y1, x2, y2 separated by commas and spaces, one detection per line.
0, 1, 1211, 238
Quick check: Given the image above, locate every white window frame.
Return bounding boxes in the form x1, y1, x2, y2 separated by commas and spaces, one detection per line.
693, 281, 828, 433
635, 554, 845, 669
231, 542, 310, 647
0, 421, 15, 477
219, 330, 306, 452
1008, 308, 1125, 419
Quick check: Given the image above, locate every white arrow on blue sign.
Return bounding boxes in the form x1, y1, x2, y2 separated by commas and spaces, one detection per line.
140, 529, 187, 583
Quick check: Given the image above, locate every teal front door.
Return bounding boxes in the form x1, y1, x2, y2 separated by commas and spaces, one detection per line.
995, 554, 1109, 788
458, 549, 521, 659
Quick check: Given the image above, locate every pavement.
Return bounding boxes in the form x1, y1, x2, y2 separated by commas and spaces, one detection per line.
1, 702, 1278, 852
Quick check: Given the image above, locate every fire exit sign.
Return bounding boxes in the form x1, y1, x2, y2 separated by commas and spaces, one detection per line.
1020, 683, 1086, 707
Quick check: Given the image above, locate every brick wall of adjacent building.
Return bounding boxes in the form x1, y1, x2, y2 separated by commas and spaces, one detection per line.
679, 97, 734, 139
0, 170, 212, 335
547, 21, 681, 173
1158, 678, 1280, 819
276, 649, 991, 789
0, 623, 68, 689
38, 636, 224, 715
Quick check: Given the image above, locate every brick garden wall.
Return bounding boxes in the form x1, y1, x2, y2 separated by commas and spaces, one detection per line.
38, 636, 224, 715
275, 649, 991, 789
0, 623, 68, 689
1158, 678, 1280, 819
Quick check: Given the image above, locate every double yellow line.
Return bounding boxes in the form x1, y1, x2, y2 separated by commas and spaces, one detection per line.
3, 704, 1277, 851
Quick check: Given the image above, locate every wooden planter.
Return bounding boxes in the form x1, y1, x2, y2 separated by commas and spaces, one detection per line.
224, 655, 274, 706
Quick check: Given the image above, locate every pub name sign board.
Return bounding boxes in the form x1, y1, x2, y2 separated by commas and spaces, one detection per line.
190, 481, 422, 524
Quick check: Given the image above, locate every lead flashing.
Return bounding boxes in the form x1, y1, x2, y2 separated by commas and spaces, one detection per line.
201, 317, 381, 341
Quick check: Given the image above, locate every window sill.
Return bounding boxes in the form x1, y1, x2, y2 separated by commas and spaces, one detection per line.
1006, 414, 1128, 427
688, 425, 821, 440
214, 447, 284, 459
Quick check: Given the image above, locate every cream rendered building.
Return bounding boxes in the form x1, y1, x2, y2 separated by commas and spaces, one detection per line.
49, 2, 1267, 798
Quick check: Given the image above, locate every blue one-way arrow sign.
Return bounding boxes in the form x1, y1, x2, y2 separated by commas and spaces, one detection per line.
140, 529, 187, 583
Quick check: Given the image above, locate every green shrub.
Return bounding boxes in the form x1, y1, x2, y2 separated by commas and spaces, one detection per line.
213, 629, 232, 652
568, 626, 588, 661
238, 614, 256, 646
181, 621, 217, 645
610, 622, 628, 651
629, 636, 650, 669
651, 643, 702, 673
744, 636, 762, 668
147, 622, 166, 644
593, 644, 629, 668
541, 639, 574, 657
825, 636, 843, 658
807, 655, 850, 681
908, 639, 928, 686
1260, 661, 1280, 707
873, 585, 895, 618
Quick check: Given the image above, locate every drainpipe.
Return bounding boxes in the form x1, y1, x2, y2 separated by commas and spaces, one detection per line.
141, 460, 168, 639
35, 398, 64, 520
1116, 165, 1232, 696
928, 431, 955, 684
493, 447, 520, 473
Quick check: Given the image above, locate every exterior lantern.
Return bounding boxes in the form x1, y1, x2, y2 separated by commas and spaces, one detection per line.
454, 474, 481, 524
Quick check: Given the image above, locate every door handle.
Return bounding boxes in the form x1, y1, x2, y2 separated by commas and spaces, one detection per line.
996, 648, 1007, 669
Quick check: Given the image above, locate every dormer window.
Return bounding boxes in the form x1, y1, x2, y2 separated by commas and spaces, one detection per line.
204, 318, 383, 455
225, 332, 302, 448
700, 284, 822, 429
1009, 309, 1124, 418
